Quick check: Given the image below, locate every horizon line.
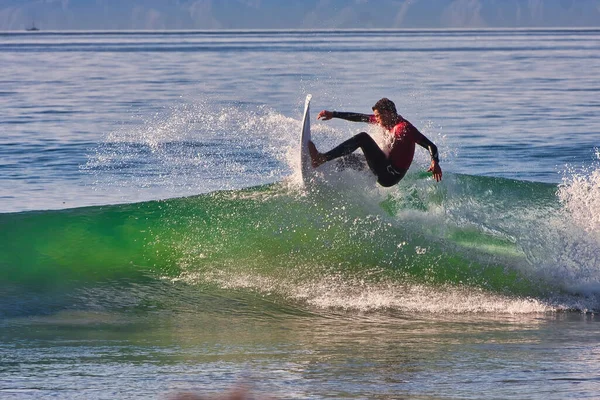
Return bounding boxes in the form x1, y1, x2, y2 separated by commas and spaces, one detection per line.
5, 26, 600, 34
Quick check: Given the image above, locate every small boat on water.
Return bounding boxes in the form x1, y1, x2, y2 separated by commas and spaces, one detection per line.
26, 22, 39, 31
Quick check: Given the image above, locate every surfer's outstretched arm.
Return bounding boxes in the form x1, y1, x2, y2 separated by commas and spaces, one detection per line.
317, 110, 372, 123
413, 129, 442, 182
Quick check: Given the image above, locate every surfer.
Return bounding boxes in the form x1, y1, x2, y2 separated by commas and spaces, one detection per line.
308, 98, 442, 187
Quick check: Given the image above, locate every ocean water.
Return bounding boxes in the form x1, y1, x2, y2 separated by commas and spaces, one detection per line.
1, 29, 600, 399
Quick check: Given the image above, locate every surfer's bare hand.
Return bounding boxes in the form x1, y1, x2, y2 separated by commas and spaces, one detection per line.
428, 161, 442, 182
317, 110, 333, 120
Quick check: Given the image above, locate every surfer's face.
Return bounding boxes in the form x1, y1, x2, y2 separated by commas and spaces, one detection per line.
373, 109, 396, 129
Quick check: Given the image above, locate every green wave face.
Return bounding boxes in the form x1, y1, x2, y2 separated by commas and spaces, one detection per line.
1, 173, 597, 315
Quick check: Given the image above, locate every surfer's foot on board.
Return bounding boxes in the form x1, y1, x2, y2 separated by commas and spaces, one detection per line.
308, 141, 326, 168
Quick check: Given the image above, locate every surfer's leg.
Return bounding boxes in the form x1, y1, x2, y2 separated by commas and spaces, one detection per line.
308, 141, 327, 168
319, 132, 406, 186
377, 165, 406, 187
322, 132, 383, 162
322, 132, 387, 173
335, 153, 367, 171
309, 135, 379, 169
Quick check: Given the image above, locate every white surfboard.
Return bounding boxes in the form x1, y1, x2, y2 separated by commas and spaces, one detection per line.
300, 94, 314, 185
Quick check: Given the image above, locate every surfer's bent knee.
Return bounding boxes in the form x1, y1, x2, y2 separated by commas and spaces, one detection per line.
356, 131, 370, 141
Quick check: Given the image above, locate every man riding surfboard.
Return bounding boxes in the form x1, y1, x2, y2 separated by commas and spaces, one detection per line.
309, 98, 442, 187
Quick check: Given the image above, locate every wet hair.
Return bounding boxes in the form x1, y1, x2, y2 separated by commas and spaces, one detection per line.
372, 98, 397, 114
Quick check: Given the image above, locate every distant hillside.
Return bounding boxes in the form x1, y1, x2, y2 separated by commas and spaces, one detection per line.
1, 0, 599, 30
